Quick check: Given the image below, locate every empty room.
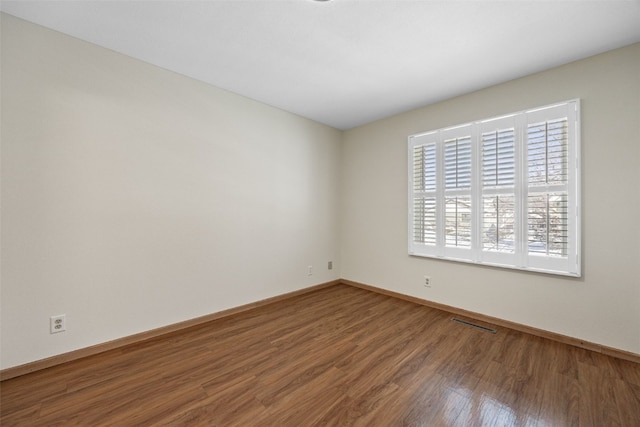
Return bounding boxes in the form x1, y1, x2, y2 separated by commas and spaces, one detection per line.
1, 1, 639, 425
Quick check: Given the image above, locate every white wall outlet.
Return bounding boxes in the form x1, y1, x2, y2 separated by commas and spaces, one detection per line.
328, 261, 333, 270
50, 314, 66, 334
308, 265, 313, 276
424, 276, 431, 288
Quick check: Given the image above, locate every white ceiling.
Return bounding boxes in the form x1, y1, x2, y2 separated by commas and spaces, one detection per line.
2, 1, 639, 130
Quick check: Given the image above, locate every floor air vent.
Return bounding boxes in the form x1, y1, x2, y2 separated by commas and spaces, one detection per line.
452, 317, 497, 334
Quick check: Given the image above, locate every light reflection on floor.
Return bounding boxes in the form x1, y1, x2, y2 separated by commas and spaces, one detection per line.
440, 385, 551, 426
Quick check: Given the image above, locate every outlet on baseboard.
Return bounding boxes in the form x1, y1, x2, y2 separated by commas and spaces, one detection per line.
50, 314, 66, 334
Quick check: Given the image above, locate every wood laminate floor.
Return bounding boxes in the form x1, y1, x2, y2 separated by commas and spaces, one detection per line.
2, 284, 639, 426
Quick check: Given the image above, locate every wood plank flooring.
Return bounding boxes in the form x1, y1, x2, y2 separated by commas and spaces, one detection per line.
2, 284, 639, 426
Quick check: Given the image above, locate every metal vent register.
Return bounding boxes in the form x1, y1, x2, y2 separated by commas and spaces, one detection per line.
451, 317, 497, 334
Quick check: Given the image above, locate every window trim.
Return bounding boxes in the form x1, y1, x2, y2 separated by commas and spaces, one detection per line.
408, 100, 581, 277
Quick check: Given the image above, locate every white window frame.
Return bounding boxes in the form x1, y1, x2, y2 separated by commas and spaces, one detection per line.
408, 100, 581, 277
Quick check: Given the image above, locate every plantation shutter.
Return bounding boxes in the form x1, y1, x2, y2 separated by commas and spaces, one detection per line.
479, 115, 518, 266
409, 132, 439, 256
524, 103, 579, 274
408, 100, 580, 276
442, 126, 473, 257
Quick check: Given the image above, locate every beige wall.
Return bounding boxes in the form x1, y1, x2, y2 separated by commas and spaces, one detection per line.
2, 12, 639, 370
0, 14, 342, 369
341, 43, 640, 354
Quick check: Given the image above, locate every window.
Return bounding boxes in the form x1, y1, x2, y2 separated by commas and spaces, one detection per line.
409, 100, 580, 276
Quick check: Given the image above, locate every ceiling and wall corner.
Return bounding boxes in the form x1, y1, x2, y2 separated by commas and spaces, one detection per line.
1, 0, 639, 130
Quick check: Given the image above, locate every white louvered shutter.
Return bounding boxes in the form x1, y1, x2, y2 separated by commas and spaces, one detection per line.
408, 100, 580, 276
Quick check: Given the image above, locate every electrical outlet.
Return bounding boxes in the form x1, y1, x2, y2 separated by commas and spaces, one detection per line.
328, 261, 333, 270
308, 265, 313, 276
50, 314, 66, 334
424, 276, 431, 288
